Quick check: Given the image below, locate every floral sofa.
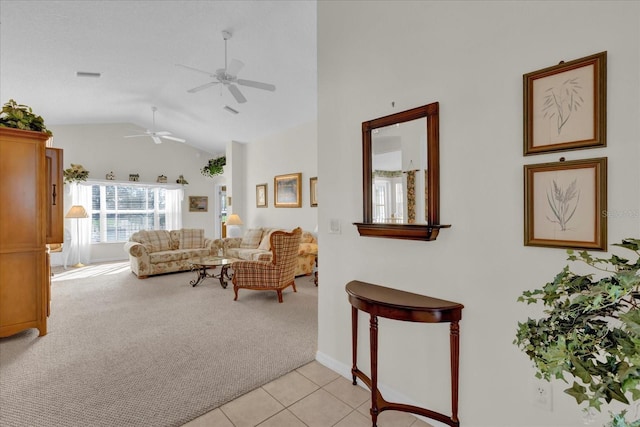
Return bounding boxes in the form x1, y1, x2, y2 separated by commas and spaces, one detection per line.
213, 227, 317, 277
124, 229, 215, 279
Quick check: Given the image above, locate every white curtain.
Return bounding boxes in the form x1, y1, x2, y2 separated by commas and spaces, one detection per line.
165, 188, 184, 230
69, 183, 92, 265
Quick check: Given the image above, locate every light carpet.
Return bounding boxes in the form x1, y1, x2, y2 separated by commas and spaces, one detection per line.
0, 262, 318, 427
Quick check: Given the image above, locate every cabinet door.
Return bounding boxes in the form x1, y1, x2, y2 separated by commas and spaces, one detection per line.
46, 148, 64, 244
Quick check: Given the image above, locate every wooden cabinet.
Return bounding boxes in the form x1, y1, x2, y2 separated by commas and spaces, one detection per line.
0, 128, 63, 337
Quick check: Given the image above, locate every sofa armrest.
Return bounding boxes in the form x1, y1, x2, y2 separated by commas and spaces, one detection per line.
298, 242, 318, 256
204, 238, 216, 255
212, 237, 243, 256
124, 241, 152, 258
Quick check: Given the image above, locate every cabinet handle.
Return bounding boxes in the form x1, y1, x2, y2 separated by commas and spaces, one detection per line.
52, 184, 57, 206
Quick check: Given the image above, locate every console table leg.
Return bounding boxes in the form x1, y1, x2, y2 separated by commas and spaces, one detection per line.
450, 321, 460, 424
370, 313, 379, 427
351, 306, 358, 385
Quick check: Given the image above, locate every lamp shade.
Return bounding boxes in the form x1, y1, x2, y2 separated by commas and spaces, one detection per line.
225, 213, 243, 226
65, 205, 88, 219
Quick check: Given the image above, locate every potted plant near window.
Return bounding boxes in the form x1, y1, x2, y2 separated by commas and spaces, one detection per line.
515, 238, 640, 427
0, 99, 52, 135
201, 156, 226, 178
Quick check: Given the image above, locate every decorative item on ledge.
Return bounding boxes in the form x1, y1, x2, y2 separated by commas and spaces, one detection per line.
0, 99, 52, 136
201, 156, 226, 178
176, 174, 189, 185
63, 163, 89, 184
156, 174, 167, 183
105, 171, 115, 180
129, 173, 140, 182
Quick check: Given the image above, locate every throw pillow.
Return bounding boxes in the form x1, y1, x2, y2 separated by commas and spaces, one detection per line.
179, 228, 204, 249
240, 228, 263, 249
258, 229, 277, 251
138, 230, 172, 252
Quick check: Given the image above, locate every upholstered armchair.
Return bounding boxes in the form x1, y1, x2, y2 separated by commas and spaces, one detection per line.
232, 227, 302, 303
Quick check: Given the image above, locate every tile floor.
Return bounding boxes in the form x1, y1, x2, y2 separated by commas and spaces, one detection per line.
183, 361, 434, 427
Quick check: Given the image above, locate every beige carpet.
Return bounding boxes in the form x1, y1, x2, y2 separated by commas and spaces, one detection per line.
0, 262, 318, 427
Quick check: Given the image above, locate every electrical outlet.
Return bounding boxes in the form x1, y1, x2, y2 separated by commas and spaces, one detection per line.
532, 381, 553, 411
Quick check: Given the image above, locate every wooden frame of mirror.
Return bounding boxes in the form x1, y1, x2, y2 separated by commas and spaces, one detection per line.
354, 102, 450, 241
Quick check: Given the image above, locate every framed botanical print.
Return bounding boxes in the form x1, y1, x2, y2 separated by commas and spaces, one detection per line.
310, 177, 318, 207
524, 157, 607, 250
274, 173, 301, 208
523, 51, 606, 155
256, 183, 268, 208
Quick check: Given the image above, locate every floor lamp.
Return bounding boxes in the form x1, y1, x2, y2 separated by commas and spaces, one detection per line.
65, 205, 88, 268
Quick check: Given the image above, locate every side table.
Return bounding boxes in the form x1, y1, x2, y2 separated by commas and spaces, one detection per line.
346, 280, 464, 427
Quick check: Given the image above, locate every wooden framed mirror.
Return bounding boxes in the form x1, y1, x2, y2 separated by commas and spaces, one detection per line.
354, 102, 450, 241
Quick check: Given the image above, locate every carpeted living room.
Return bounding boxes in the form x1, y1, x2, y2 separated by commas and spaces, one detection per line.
0, 262, 319, 426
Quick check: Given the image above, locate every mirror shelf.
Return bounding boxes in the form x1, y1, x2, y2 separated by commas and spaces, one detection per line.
355, 101, 450, 241
353, 222, 451, 241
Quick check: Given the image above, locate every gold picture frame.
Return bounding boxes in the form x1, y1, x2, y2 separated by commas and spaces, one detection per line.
256, 183, 268, 208
274, 173, 302, 208
310, 177, 318, 207
189, 196, 208, 212
523, 51, 607, 155
524, 157, 607, 250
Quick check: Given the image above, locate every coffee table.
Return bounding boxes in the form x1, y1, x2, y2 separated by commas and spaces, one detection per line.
189, 257, 239, 288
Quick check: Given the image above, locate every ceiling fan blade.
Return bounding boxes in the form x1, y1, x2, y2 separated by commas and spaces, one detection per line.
154, 131, 171, 136
237, 79, 276, 92
151, 136, 163, 144
227, 84, 247, 103
124, 134, 147, 138
161, 135, 186, 143
226, 59, 244, 77
175, 63, 214, 76
187, 81, 220, 93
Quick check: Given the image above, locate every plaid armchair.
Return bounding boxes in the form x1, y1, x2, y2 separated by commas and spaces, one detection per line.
232, 227, 302, 303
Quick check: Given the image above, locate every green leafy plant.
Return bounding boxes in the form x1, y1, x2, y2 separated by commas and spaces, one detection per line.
0, 99, 52, 136
63, 164, 89, 184
515, 238, 640, 425
201, 156, 226, 178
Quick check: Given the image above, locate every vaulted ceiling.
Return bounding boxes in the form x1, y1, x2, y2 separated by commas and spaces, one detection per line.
0, 0, 317, 154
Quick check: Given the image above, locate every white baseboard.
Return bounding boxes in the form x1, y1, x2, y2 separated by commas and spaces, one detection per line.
315, 351, 450, 427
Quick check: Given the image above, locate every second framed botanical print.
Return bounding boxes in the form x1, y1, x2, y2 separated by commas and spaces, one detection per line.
524, 157, 607, 250
274, 173, 302, 208
523, 51, 606, 155
256, 183, 268, 208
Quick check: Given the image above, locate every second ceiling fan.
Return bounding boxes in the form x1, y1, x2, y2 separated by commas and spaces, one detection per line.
176, 30, 276, 104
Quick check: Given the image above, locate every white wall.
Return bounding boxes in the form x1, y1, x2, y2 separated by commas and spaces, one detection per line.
49, 123, 223, 263
317, 2, 640, 427
239, 121, 318, 232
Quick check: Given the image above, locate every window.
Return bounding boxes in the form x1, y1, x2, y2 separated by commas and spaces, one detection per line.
91, 184, 167, 243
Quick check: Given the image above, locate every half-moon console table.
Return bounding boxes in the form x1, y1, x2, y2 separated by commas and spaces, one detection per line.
346, 280, 464, 427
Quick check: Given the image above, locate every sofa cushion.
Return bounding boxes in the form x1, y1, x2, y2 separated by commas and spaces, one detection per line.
226, 247, 270, 261
149, 248, 210, 264
240, 228, 263, 249
179, 228, 204, 249
136, 230, 172, 252
300, 231, 316, 244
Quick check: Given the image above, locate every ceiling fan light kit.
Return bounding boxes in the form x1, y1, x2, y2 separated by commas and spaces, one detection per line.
177, 30, 276, 105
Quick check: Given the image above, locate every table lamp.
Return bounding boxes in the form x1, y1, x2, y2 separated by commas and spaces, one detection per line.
225, 213, 243, 238
65, 205, 89, 267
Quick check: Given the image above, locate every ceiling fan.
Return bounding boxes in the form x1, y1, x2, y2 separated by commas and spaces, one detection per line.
176, 30, 276, 104
124, 107, 186, 144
